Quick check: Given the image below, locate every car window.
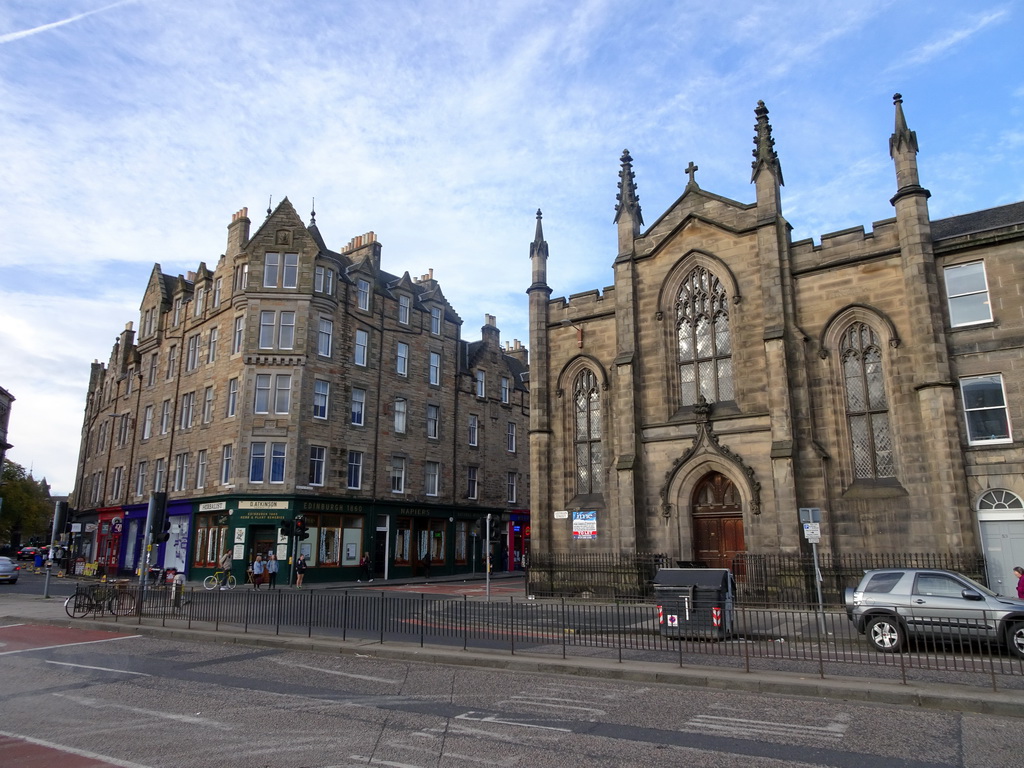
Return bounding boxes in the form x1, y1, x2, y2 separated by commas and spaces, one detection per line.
913, 574, 965, 598
863, 572, 903, 593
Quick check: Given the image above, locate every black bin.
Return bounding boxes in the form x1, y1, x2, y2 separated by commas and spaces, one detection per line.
653, 567, 734, 639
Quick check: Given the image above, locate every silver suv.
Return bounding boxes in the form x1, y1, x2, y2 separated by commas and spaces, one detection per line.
845, 568, 1024, 658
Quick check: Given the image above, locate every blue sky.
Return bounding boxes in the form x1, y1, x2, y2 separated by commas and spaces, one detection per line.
1, 0, 1021, 494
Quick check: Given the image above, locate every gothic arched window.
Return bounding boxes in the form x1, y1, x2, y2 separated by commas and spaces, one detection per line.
573, 370, 602, 494
841, 323, 895, 479
676, 266, 733, 406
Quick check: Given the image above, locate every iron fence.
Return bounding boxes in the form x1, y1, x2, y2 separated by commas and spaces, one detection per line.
526, 551, 989, 607
86, 584, 1024, 693
733, 552, 989, 606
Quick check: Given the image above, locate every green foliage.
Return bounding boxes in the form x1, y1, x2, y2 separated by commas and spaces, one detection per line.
1, 459, 53, 547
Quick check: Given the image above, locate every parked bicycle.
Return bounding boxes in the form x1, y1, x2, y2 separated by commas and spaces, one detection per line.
64, 583, 136, 618
203, 570, 237, 590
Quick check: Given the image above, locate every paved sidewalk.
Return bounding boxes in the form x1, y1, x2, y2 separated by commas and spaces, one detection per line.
1, 589, 1021, 719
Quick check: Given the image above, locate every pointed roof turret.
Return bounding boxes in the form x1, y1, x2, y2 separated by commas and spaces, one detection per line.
889, 92, 919, 157
530, 208, 548, 261
751, 100, 783, 185
614, 150, 643, 227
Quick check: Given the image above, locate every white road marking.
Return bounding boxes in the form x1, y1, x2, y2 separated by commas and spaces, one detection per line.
349, 757, 425, 768
0, 728, 153, 768
269, 656, 400, 684
46, 660, 150, 676
0, 633, 140, 656
455, 711, 571, 732
683, 714, 848, 741
501, 696, 606, 716
53, 693, 233, 730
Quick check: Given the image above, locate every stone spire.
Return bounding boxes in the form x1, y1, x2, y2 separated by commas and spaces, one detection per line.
614, 149, 643, 227
529, 208, 548, 272
751, 100, 784, 185
615, 150, 643, 258
889, 93, 929, 203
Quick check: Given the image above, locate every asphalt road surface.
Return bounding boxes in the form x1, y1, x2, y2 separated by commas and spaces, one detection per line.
1, 622, 1021, 768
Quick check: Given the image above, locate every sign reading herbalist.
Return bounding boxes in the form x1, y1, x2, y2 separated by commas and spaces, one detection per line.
572, 510, 597, 539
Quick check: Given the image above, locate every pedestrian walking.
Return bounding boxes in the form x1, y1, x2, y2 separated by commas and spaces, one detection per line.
252, 554, 265, 589
295, 554, 307, 588
359, 551, 372, 582
1014, 566, 1024, 599
266, 552, 279, 589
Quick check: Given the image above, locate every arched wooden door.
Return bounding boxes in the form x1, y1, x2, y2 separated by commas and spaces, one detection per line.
691, 472, 744, 570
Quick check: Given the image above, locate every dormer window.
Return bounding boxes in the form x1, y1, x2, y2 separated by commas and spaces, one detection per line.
399, 295, 411, 324
430, 306, 442, 335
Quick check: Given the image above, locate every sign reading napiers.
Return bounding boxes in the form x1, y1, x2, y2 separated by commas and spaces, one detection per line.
572, 510, 597, 539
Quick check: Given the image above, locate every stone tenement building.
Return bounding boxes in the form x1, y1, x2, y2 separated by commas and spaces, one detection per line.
71, 200, 530, 584
528, 95, 1024, 595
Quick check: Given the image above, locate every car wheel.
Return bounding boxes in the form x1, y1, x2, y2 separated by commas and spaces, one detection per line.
866, 615, 905, 652
1007, 622, 1024, 660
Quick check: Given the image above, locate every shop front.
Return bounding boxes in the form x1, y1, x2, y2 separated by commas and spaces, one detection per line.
95, 508, 123, 577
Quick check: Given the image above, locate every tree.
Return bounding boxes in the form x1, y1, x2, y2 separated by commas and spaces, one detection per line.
0, 459, 53, 549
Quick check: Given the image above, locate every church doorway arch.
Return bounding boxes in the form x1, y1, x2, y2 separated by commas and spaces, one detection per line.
691, 472, 745, 570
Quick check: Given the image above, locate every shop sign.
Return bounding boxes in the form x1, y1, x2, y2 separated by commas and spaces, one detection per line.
199, 501, 227, 512
238, 500, 289, 509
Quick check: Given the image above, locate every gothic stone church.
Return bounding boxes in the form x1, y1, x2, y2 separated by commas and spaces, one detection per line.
527, 96, 1024, 594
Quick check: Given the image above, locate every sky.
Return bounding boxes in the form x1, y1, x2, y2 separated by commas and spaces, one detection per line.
0, 0, 1022, 495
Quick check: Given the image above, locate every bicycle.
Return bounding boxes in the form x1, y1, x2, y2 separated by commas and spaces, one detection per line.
64, 583, 136, 618
203, 570, 237, 590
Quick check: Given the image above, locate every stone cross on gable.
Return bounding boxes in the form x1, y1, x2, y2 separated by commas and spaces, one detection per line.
685, 161, 699, 186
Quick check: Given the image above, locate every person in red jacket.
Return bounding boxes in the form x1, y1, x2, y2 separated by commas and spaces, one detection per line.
1014, 566, 1024, 599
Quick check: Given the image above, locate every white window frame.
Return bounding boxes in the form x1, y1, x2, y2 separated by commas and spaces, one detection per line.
357, 278, 371, 310
232, 316, 244, 354
347, 451, 363, 489
202, 386, 214, 424
397, 342, 409, 376
180, 391, 195, 429
429, 352, 441, 386
250, 442, 266, 482
351, 388, 366, 426
390, 456, 406, 494
426, 404, 439, 439
309, 445, 326, 486
394, 398, 407, 434
226, 378, 238, 417
506, 422, 516, 453
945, 261, 992, 327
468, 414, 478, 447
500, 376, 510, 404
207, 327, 218, 364
282, 252, 298, 288
960, 374, 1013, 445
196, 449, 208, 489
154, 457, 165, 492
398, 294, 411, 324
467, 466, 478, 500
430, 306, 442, 335
135, 461, 147, 497
220, 444, 233, 485
475, 370, 485, 398
355, 329, 368, 366
318, 318, 333, 357
274, 374, 292, 414
270, 442, 287, 483
263, 252, 280, 287
425, 461, 440, 497
160, 400, 171, 435
507, 472, 517, 504
313, 380, 330, 419
142, 405, 153, 440
174, 452, 189, 491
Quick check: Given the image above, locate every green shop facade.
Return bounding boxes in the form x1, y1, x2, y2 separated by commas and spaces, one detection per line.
189, 495, 516, 586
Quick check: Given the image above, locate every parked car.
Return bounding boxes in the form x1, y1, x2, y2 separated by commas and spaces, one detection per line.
16, 546, 41, 561
0, 556, 20, 583
845, 568, 1024, 658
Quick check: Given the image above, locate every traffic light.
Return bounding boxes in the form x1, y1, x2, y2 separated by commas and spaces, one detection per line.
150, 492, 170, 543
295, 516, 309, 540
280, 519, 294, 536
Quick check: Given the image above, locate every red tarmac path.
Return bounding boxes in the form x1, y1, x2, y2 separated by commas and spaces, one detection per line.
0, 623, 145, 767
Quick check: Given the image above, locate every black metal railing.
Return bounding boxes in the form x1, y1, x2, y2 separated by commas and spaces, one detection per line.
88, 584, 1024, 692
733, 552, 989, 606
526, 552, 669, 599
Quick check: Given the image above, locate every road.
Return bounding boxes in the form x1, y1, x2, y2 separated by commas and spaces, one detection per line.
0, 622, 1021, 768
